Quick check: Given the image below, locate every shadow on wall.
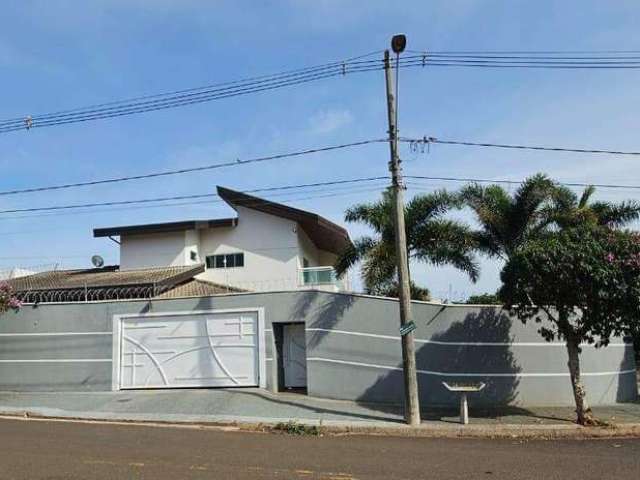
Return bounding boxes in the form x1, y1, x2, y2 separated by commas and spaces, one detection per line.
616, 340, 639, 404
357, 308, 522, 409
290, 291, 355, 349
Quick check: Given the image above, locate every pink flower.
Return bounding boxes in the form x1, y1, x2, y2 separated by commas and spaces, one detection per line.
7, 297, 21, 309
606, 253, 615, 263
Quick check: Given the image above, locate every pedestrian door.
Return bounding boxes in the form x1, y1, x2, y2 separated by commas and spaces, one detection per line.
282, 323, 307, 388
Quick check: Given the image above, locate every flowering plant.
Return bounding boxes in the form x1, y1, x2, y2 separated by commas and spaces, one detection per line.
0, 282, 21, 312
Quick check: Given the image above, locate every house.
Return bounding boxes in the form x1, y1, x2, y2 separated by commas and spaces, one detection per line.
0, 186, 634, 407
93, 186, 352, 293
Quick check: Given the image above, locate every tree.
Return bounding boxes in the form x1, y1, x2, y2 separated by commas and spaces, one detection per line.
465, 292, 500, 305
369, 280, 431, 301
499, 225, 640, 425
335, 189, 479, 298
460, 173, 557, 260
549, 184, 640, 229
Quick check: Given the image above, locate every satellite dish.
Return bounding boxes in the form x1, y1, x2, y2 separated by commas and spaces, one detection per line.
91, 255, 104, 268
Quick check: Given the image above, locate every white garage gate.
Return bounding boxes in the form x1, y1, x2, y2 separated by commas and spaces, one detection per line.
112, 309, 265, 390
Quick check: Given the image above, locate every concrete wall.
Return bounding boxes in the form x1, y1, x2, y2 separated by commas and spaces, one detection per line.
0, 291, 636, 407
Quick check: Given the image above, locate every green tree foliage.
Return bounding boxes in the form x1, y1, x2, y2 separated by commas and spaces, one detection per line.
335, 189, 478, 299
499, 225, 640, 425
549, 184, 640, 229
464, 293, 500, 305
460, 173, 557, 260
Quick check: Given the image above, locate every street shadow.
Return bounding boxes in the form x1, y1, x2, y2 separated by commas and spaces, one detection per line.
356, 308, 524, 414
290, 291, 355, 349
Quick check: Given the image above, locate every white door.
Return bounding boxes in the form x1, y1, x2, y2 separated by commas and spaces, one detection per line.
283, 323, 307, 388
118, 311, 260, 389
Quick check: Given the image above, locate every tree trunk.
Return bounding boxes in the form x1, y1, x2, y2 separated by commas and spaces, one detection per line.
565, 334, 595, 426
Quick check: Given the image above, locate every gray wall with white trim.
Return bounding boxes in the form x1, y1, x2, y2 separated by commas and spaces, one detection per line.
0, 291, 636, 407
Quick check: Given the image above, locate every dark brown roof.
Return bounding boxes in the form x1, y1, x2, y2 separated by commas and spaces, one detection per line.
6, 265, 206, 303
94, 218, 236, 238
155, 279, 244, 298
7, 264, 204, 292
217, 186, 352, 254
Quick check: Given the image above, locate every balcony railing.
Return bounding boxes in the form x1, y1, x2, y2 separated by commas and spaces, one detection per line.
298, 266, 348, 291
300, 266, 336, 285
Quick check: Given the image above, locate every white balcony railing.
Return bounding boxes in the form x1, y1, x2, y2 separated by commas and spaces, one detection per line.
298, 266, 346, 290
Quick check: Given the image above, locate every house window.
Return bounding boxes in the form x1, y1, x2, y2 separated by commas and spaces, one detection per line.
206, 253, 244, 269
190, 250, 198, 262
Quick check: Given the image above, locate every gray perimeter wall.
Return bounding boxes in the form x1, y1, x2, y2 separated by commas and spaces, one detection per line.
0, 291, 637, 407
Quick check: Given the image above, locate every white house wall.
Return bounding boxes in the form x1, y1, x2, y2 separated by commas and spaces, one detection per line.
196, 206, 301, 290
120, 232, 187, 269
117, 207, 342, 291
183, 229, 200, 266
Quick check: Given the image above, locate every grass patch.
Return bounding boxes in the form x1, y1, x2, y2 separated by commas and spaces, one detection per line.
273, 420, 321, 436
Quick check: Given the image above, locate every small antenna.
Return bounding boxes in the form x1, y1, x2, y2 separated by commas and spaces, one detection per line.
91, 255, 104, 268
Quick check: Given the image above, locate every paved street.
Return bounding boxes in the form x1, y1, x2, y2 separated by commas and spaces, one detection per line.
0, 418, 639, 479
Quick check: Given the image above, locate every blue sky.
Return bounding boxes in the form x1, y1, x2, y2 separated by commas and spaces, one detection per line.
1, 1, 639, 299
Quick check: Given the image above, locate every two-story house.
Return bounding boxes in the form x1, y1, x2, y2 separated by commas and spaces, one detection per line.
93, 186, 352, 292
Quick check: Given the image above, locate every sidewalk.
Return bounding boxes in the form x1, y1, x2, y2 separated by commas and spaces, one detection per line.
1, 389, 639, 438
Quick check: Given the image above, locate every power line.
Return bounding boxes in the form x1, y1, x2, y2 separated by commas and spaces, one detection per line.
4, 51, 640, 134
5, 170, 640, 219
0, 50, 383, 128
407, 49, 640, 55
0, 57, 386, 134
405, 175, 640, 191
0, 138, 385, 197
0, 176, 389, 214
401, 136, 640, 156
0, 184, 388, 223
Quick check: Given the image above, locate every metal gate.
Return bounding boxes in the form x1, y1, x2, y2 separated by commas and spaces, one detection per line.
115, 309, 263, 389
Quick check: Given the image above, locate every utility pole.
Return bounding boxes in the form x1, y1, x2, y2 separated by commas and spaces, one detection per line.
384, 35, 421, 426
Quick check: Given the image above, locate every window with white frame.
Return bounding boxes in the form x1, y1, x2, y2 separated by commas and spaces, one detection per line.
205, 252, 244, 269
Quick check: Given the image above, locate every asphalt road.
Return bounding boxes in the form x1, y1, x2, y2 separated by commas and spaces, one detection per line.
0, 418, 639, 480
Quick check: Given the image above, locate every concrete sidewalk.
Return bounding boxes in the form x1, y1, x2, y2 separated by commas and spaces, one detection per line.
1, 389, 639, 437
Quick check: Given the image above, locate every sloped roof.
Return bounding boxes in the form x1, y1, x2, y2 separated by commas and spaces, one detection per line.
94, 218, 236, 238
154, 279, 244, 298
92, 186, 352, 255
7, 264, 204, 291
6, 264, 207, 303
217, 186, 352, 254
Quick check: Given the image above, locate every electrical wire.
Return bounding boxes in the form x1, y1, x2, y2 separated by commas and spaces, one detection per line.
0, 58, 386, 133
4, 50, 640, 134
400, 136, 640, 156
0, 176, 389, 214
0, 184, 388, 222
405, 175, 640, 191
0, 138, 386, 197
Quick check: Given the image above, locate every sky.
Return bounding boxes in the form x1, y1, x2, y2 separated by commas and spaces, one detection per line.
1, 1, 640, 300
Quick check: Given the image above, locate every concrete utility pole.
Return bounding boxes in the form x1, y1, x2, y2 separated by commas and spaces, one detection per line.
384, 35, 421, 427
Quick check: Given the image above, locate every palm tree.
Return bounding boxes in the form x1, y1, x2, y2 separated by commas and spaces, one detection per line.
548, 184, 640, 229
460, 173, 557, 260
334, 189, 479, 298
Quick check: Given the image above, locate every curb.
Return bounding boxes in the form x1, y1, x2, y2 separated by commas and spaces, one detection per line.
1, 408, 640, 439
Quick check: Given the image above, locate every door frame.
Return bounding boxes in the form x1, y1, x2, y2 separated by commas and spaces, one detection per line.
111, 308, 265, 391
273, 321, 307, 392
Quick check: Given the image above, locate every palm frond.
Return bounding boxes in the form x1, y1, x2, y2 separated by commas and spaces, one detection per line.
334, 236, 376, 278
591, 200, 640, 227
